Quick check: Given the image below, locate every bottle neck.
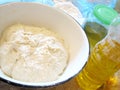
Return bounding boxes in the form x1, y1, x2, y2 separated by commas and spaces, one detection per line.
107, 16, 120, 43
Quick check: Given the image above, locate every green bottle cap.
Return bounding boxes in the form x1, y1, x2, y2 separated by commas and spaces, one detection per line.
93, 4, 118, 25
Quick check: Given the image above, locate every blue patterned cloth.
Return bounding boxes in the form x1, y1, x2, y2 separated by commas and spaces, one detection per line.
0, 0, 117, 26
0, 0, 54, 6
71, 0, 117, 18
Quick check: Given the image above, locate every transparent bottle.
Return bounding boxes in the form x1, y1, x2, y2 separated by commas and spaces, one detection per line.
76, 15, 120, 90
115, 0, 120, 13
103, 70, 120, 90
83, 4, 118, 51
84, 22, 107, 51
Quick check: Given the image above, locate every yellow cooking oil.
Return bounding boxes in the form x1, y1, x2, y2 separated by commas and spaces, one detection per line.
84, 22, 107, 51
76, 37, 120, 90
76, 5, 120, 90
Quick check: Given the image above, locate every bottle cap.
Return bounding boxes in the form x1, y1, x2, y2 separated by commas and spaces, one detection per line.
93, 4, 118, 25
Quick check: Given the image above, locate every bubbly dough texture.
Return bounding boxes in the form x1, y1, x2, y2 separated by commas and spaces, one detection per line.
0, 24, 68, 82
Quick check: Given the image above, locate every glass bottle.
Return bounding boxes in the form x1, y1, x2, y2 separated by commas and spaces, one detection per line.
77, 15, 120, 90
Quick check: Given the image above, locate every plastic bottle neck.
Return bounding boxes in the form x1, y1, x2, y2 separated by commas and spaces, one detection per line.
107, 15, 120, 43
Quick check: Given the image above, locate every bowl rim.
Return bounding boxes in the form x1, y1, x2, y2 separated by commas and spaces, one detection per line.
0, 2, 90, 88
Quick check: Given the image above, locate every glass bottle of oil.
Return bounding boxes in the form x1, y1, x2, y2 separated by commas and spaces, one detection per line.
76, 8, 120, 90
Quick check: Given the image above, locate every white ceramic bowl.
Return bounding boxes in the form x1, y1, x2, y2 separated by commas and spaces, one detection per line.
0, 2, 89, 87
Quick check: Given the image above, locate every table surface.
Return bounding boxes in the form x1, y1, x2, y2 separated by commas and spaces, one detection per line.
0, 76, 82, 90
1, 74, 120, 90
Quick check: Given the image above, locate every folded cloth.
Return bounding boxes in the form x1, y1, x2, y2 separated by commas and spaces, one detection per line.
0, 0, 21, 4
70, 0, 117, 18
22, 0, 54, 6
54, 1, 85, 27
0, 0, 54, 6
68, 0, 117, 26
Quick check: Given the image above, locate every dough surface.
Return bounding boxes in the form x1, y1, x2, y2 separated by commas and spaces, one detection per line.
0, 24, 68, 82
